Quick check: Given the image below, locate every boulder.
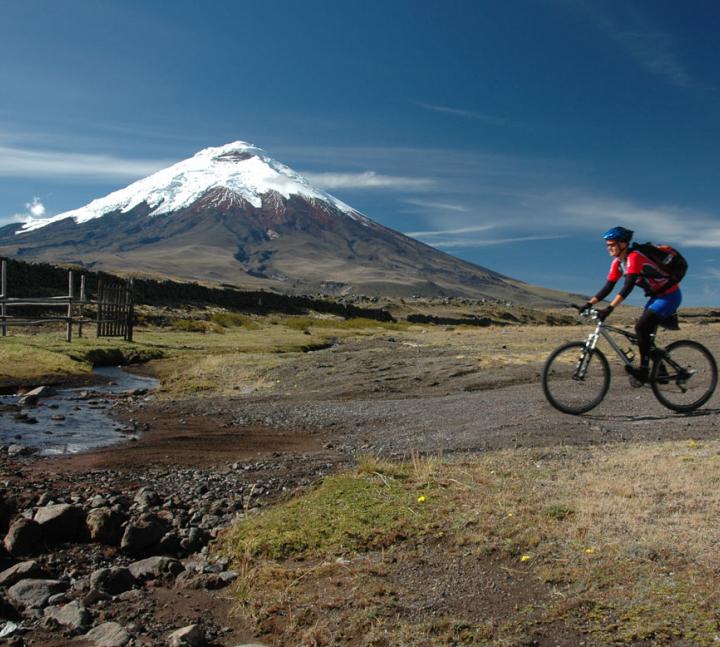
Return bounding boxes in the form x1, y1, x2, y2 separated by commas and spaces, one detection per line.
89, 567, 135, 596
6, 445, 37, 457
3, 517, 41, 556
43, 599, 91, 631
120, 514, 169, 555
167, 624, 206, 647
18, 386, 56, 407
34, 504, 87, 544
86, 508, 126, 545
83, 621, 130, 646
0, 594, 19, 620
179, 527, 210, 553
0, 499, 17, 535
133, 487, 160, 507
0, 560, 49, 588
128, 556, 183, 582
6, 578, 67, 609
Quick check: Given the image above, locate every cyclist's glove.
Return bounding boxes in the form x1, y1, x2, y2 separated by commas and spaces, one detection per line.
577, 301, 593, 314
596, 305, 614, 321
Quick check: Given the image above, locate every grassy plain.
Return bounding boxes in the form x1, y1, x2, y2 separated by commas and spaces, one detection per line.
221, 442, 720, 645
6, 307, 720, 644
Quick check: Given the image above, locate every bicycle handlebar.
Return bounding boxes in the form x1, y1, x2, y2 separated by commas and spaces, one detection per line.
571, 304, 599, 321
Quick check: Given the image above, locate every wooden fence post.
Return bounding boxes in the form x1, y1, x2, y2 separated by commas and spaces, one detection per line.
66, 270, 73, 342
78, 274, 85, 338
97, 279, 103, 337
1, 260, 6, 337
126, 278, 134, 342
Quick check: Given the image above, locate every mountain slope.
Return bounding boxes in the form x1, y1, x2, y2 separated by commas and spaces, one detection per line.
0, 142, 572, 306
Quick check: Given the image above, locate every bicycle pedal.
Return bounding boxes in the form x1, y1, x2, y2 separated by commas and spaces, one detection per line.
628, 375, 645, 388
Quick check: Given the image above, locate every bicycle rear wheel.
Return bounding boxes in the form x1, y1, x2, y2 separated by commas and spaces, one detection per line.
651, 340, 718, 412
542, 342, 610, 414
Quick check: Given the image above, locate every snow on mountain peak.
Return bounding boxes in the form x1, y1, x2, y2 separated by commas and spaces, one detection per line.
18, 141, 362, 233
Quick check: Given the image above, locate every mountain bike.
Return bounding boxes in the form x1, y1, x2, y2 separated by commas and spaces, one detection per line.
542, 307, 717, 415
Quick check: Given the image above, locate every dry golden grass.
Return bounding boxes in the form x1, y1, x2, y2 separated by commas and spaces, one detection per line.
221, 440, 720, 645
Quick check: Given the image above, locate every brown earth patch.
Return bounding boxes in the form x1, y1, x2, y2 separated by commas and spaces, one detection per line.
33, 408, 323, 472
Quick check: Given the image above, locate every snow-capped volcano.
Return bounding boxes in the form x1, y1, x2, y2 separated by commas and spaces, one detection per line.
0, 142, 570, 305
19, 141, 366, 233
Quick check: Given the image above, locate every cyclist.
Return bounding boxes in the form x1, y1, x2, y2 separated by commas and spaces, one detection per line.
579, 226, 682, 383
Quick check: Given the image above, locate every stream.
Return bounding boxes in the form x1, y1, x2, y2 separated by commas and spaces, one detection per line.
0, 367, 158, 455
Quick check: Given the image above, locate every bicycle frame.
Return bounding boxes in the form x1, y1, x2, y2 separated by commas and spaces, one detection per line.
582, 320, 639, 368
579, 311, 685, 386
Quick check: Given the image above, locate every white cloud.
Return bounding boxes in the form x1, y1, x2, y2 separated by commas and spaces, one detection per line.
415, 102, 508, 126
574, 1, 698, 88
557, 196, 720, 247
302, 170, 434, 191
414, 234, 568, 248
0, 145, 172, 181
404, 199, 468, 213
406, 224, 496, 237
26, 197, 46, 218
8, 196, 48, 224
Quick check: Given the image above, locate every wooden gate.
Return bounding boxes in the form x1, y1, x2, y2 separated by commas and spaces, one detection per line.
96, 278, 134, 341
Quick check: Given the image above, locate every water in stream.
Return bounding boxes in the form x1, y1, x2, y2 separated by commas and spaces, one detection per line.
0, 367, 158, 455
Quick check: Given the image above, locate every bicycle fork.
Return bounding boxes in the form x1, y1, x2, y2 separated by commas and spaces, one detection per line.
575, 327, 601, 380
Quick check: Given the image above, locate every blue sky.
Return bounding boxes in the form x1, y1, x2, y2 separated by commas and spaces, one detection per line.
2, 0, 720, 305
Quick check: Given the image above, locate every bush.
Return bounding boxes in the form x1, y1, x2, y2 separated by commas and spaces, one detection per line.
210, 312, 260, 329
171, 319, 208, 333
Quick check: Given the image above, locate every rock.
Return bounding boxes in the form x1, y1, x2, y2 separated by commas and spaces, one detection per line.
0, 500, 17, 536
0, 595, 20, 620
158, 531, 181, 554
6, 445, 37, 457
167, 624, 206, 647
86, 508, 126, 545
89, 567, 135, 595
83, 621, 130, 646
175, 571, 236, 590
43, 600, 91, 630
34, 504, 87, 544
121, 514, 169, 555
3, 517, 41, 556
179, 527, 209, 553
133, 487, 160, 507
128, 556, 183, 582
18, 386, 56, 407
6, 578, 67, 609
0, 560, 48, 588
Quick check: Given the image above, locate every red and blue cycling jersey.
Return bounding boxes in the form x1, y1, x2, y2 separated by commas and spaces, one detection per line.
608, 250, 680, 297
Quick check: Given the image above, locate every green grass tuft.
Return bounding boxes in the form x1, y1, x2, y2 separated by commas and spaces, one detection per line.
221, 471, 432, 560
210, 312, 261, 329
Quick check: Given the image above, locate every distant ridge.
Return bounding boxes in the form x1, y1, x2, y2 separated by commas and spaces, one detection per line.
0, 142, 573, 307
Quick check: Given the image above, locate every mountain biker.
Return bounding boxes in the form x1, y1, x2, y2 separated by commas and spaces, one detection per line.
579, 226, 682, 384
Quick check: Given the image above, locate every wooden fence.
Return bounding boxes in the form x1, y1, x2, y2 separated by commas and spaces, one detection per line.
0, 260, 134, 342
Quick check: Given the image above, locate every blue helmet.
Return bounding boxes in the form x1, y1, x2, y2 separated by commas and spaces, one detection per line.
602, 226, 634, 243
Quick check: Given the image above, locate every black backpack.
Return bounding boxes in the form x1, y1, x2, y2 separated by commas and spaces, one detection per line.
631, 242, 688, 285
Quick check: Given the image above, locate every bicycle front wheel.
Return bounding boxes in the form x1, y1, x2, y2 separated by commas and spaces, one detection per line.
651, 340, 718, 412
542, 342, 610, 415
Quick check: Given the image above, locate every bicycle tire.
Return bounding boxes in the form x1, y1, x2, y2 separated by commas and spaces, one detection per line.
651, 340, 718, 413
542, 342, 611, 415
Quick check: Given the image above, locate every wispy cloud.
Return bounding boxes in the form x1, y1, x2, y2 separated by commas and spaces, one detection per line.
576, 1, 698, 88
415, 102, 508, 125
557, 196, 720, 247
404, 199, 468, 213
406, 224, 495, 237
302, 171, 434, 191
419, 234, 568, 248
0, 145, 172, 181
